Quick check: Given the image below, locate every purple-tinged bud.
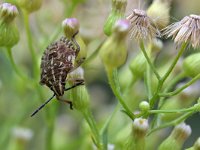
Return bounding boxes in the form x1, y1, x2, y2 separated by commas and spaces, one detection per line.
104, 0, 127, 36
0, 3, 19, 47
0, 3, 18, 23
100, 19, 130, 70
62, 18, 80, 39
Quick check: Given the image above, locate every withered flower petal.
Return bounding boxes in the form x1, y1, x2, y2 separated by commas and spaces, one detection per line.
163, 14, 200, 48
126, 9, 160, 41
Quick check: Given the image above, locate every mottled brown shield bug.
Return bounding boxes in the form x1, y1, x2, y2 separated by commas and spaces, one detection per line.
31, 32, 84, 117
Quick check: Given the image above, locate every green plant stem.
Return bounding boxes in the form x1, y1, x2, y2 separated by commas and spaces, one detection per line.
45, 106, 56, 150
6, 47, 27, 80
83, 39, 106, 66
147, 111, 194, 136
149, 43, 187, 107
82, 109, 102, 149
159, 73, 200, 97
158, 72, 186, 108
107, 68, 134, 120
161, 43, 187, 83
140, 41, 161, 80
23, 10, 39, 79
149, 107, 194, 114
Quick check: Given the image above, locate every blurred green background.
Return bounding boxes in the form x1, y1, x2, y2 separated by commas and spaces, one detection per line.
0, 0, 200, 149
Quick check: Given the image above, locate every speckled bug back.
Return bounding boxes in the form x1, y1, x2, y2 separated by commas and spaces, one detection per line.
40, 36, 80, 96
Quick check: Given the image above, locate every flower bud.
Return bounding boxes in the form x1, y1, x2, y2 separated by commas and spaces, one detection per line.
183, 53, 200, 77
62, 18, 80, 39
9, 127, 33, 150
139, 101, 150, 112
126, 118, 149, 150
103, 0, 127, 36
18, 0, 42, 13
158, 123, 192, 150
68, 67, 89, 112
74, 35, 87, 68
0, 3, 19, 47
0, 3, 18, 23
147, 0, 172, 29
129, 52, 147, 79
100, 19, 130, 70
186, 137, 200, 150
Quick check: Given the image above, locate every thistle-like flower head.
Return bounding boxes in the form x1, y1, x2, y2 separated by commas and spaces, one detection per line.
127, 9, 160, 41
163, 14, 200, 48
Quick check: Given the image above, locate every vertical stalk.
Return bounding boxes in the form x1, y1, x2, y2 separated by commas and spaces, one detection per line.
107, 68, 134, 120
149, 43, 187, 107
140, 41, 161, 80
82, 109, 102, 149
6, 47, 27, 80
23, 10, 39, 79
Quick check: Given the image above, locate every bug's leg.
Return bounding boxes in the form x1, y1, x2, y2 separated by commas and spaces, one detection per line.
56, 96, 73, 109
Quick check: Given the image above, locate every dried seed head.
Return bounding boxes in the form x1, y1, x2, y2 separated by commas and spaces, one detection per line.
127, 9, 160, 41
163, 14, 200, 48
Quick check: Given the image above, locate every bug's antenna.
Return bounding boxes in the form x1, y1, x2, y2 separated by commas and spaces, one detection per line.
64, 80, 84, 91
31, 93, 56, 117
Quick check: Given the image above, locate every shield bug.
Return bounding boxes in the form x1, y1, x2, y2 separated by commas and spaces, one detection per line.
31, 33, 84, 117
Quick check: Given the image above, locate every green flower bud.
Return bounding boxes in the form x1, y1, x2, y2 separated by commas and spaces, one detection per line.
0, 3, 18, 23
139, 101, 150, 112
186, 137, 200, 150
158, 123, 191, 150
183, 53, 200, 77
74, 35, 87, 68
0, 3, 19, 47
104, 0, 127, 36
126, 118, 149, 150
100, 19, 130, 70
62, 18, 80, 39
129, 52, 147, 79
18, 0, 42, 13
68, 67, 89, 112
147, 0, 172, 29
9, 127, 33, 150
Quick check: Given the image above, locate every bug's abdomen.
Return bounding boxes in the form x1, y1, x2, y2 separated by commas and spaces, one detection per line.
40, 38, 76, 96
